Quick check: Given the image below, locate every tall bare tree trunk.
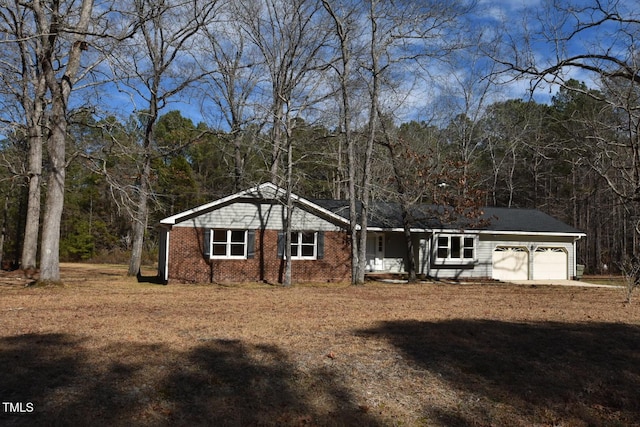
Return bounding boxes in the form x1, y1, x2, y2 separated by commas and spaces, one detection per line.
128, 155, 151, 276
283, 136, 293, 287
15, 12, 48, 272
38, 0, 94, 283
380, 128, 417, 282
347, 125, 360, 285
39, 103, 66, 281
233, 131, 245, 192
322, 0, 360, 285
270, 111, 284, 185
122, 0, 217, 276
127, 86, 157, 276
21, 88, 45, 271
0, 195, 8, 268
356, 0, 383, 285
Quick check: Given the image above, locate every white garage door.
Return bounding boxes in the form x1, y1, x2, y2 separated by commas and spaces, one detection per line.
533, 247, 567, 280
492, 246, 529, 281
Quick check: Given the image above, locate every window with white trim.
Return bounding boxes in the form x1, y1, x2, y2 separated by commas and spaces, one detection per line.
291, 231, 317, 259
209, 229, 248, 259
435, 234, 476, 262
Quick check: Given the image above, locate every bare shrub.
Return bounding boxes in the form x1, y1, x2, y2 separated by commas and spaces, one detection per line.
620, 256, 640, 303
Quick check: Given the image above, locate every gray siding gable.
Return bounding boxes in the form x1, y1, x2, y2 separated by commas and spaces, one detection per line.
172, 201, 344, 231
161, 183, 350, 231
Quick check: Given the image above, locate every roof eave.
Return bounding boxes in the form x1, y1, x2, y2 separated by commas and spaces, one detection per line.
366, 227, 585, 237
477, 230, 586, 238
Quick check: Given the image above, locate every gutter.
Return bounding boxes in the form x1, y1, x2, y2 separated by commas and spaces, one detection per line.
366, 227, 586, 238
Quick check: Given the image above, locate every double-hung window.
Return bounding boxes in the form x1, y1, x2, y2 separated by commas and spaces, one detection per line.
291, 231, 317, 259
435, 234, 476, 263
278, 231, 324, 260
205, 229, 250, 259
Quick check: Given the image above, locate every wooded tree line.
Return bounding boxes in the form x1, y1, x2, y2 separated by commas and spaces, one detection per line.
0, 0, 638, 282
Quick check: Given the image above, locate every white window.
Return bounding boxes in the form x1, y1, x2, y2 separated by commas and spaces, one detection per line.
210, 229, 247, 259
291, 231, 317, 259
435, 235, 476, 262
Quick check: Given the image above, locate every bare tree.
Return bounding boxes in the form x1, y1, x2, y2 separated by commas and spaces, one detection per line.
497, 0, 640, 290
321, 0, 363, 285
479, 100, 549, 207
34, 0, 95, 282
0, 2, 55, 270
199, 7, 261, 191
0, 1, 49, 272
236, 0, 331, 184
497, 0, 640, 206
0, 0, 127, 279
107, 0, 219, 276
363, 0, 474, 282
236, 0, 333, 286
621, 255, 640, 303
439, 37, 501, 184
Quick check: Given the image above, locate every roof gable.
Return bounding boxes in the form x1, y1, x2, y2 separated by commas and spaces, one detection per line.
160, 182, 351, 228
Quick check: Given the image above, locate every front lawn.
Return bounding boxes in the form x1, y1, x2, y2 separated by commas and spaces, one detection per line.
1, 264, 639, 426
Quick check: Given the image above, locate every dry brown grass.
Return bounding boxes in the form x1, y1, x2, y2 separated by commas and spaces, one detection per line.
1, 263, 640, 426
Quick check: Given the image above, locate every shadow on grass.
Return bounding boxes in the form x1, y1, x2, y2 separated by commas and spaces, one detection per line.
0, 334, 379, 426
359, 320, 640, 426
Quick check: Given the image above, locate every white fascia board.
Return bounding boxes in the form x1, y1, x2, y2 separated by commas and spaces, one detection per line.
367, 227, 426, 233
419, 228, 485, 235
366, 227, 586, 238
367, 227, 477, 233
476, 230, 586, 238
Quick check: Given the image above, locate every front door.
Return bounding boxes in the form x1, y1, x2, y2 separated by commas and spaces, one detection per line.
366, 233, 385, 272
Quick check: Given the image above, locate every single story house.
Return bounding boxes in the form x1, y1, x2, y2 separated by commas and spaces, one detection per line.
157, 182, 585, 284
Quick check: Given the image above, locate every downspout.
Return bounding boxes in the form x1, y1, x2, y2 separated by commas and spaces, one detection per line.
164, 228, 170, 283
158, 224, 171, 284
529, 244, 537, 280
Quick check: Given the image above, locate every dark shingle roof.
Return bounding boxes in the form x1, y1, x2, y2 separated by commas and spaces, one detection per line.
312, 200, 583, 235
478, 207, 583, 234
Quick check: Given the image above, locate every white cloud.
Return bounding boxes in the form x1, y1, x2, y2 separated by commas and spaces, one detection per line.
476, 0, 539, 22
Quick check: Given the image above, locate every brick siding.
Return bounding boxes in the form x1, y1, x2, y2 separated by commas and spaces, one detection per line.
167, 227, 352, 284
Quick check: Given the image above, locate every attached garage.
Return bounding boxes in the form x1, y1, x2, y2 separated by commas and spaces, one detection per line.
492, 246, 529, 280
533, 247, 567, 280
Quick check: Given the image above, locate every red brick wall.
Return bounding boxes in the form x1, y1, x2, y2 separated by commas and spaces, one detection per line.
167, 227, 352, 284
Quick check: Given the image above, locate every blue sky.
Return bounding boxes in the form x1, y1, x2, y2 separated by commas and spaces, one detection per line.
480, 0, 633, 103
59, 0, 628, 133
1, 0, 621, 142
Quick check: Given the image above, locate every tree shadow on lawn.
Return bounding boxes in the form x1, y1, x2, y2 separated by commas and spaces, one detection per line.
0, 334, 379, 426
359, 320, 640, 426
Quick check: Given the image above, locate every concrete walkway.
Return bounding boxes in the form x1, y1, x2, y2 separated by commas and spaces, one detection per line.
375, 277, 622, 288
508, 279, 621, 288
